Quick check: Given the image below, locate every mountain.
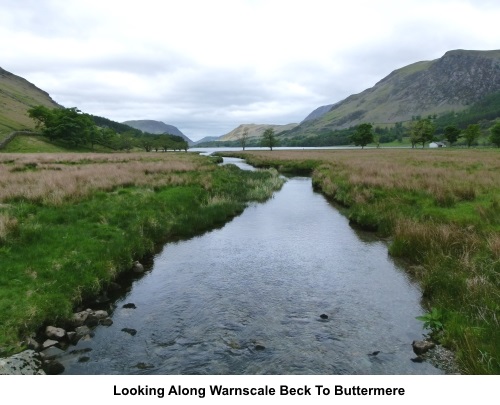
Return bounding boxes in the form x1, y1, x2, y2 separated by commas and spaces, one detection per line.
192, 136, 220, 145
294, 49, 500, 136
0, 67, 60, 134
219, 123, 298, 142
122, 119, 192, 144
301, 103, 336, 122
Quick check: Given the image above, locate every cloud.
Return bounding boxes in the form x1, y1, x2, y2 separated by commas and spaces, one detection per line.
1, 0, 500, 140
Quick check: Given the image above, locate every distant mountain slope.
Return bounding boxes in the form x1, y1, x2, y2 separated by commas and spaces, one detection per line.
0, 67, 60, 134
122, 119, 192, 143
295, 49, 500, 135
192, 136, 220, 145
219, 123, 298, 142
301, 103, 336, 122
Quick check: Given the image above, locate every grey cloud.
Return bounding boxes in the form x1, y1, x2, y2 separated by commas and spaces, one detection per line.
3, 0, 500, 141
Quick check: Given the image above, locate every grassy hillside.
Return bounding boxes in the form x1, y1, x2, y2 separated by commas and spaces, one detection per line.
0, 67, 60, 139
291, 49, 500, 138
2, 134, 116, 153
219, 123, 298, 141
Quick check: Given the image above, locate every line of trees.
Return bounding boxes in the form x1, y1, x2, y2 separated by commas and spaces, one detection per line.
409, 120, 494, 148
28, 105, 95, 147
351, 118, 500, 149
256, 119, 500, 149
27, 105, 188, 152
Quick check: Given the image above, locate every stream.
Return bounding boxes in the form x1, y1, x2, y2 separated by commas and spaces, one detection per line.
59, 157, 442, 374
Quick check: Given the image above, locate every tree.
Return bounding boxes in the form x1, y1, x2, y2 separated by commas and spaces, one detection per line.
160, 135, 174, 151
409, 118, 435, 148
139, 135, 154, 152
240, 127, 249, 150
153, 138, 162, 152
53, 108, 94, 146
443, 125, 461, 146
463, 124, 481, 148
394, 122, 404, 143
27, 105, 97, 146
118, 134, 135, 151
261, 128, 276, 150
351, 123, 374, 149
88, 126, 100, 150
489, 122, 500, 147
100, 128, 119, 149
28, 105, 55, 131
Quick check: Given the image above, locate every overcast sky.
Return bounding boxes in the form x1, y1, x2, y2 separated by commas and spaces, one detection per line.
1, 0, 499, 140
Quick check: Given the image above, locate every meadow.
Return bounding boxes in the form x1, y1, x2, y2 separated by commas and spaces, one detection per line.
220, 148, 500, 374
0, 152, 284, 355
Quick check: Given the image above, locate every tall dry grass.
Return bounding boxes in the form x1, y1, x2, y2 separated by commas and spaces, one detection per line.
240, 149, 500, 201
487, 233, 500, 260
0, 153, 211, 205
391, 217, 482, 262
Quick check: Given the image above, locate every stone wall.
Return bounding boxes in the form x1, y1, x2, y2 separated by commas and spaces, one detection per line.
0, 131, 37, 150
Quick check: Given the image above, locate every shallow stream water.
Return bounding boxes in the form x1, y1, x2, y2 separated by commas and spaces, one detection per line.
60, 158, 441, 374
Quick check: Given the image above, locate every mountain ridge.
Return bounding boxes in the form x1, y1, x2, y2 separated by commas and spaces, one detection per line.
122, 119, 192, 144
293, 49, 500, 136
219, 123, 298, 142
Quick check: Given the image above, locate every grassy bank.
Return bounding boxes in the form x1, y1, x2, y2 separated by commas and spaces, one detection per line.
0, 152, 284, 355
2, 133, 116, 153
220, 149, 500, 374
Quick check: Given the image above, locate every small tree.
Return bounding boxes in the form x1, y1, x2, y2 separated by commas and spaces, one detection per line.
443, 125, 461, 146
409, 118, 435, 148
351, 123, 374, 149
139, 136, 154, 152
118, 134, 135, 152
463, 124, 481, 148
240, 127, 249, 150
261, 128, 276, 151
489, 122, 500, 147
394, 122, 404, 142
